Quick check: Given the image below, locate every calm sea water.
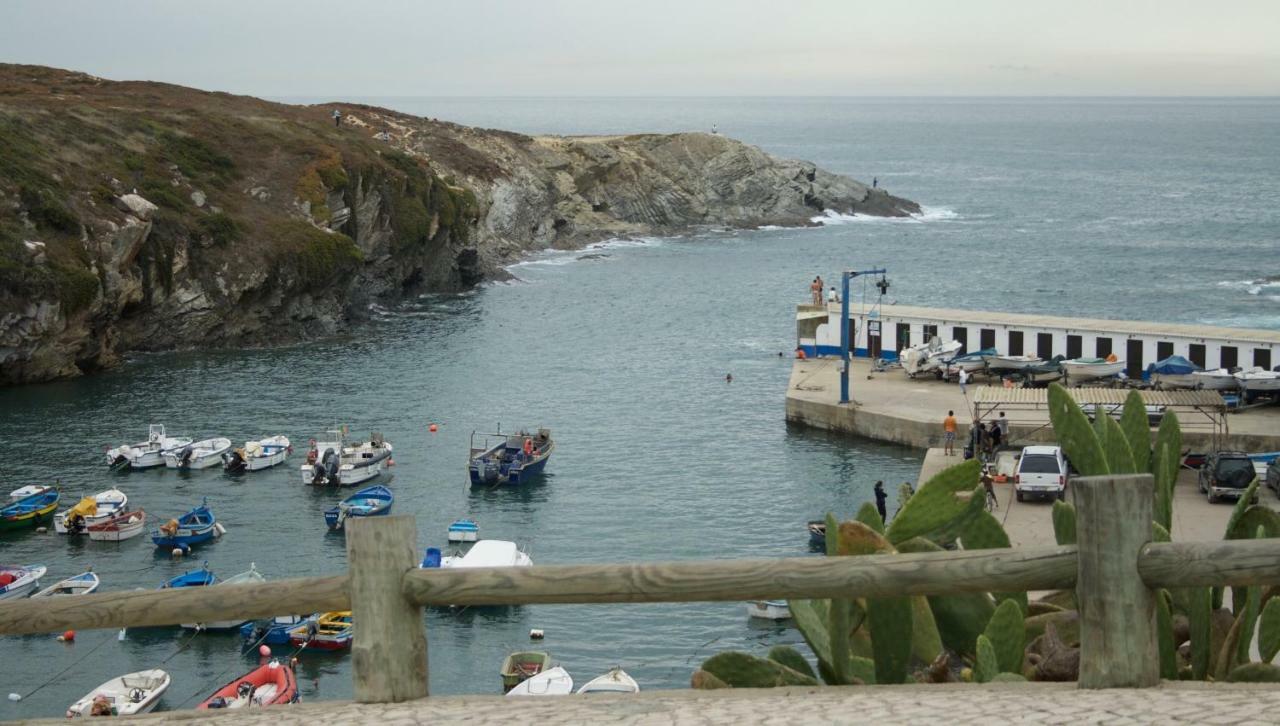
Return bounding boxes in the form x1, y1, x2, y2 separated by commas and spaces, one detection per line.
2, 98, 1278, 717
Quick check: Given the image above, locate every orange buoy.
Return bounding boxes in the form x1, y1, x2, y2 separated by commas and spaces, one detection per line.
429, 424, 438, 433
62, 630, 75, 642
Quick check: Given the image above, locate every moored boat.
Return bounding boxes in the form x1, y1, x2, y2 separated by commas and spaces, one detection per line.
746, 599, 792, 621
198, 660, 299, 709
66, 669, 170, 717
1061, 357, 1126, 381
54, 488, 127, 535
106, 424, 192, 470
0, 486, 59, 532
288, 610, 353, 651
807, 520, 826, 549
0, 564, 47, 600
241, 614, 317, 646
301, 429, 393, 486
161, 565, 216, 589
182, 564, 265, 629
224, 436, 291, 472
151, 499, 222, 551
500, 651, 552, 692
87, 509, 148, 542
506, 666, 573, 696
447, 518, 479, 542
469, 428, 554, 486
426, 539, 533, 569
32, 570, 99, 598
165, 437, 233, 470
324, 485, 393, 531
577, 667, 640, 694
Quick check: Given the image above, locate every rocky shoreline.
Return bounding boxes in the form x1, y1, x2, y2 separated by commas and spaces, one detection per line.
0, 65, 919, 385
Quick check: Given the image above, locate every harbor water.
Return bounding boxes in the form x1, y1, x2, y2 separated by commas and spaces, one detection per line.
1, 98, 1278, 717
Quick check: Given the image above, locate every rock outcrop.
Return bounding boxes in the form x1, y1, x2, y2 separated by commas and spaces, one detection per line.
0, 65, 919, 385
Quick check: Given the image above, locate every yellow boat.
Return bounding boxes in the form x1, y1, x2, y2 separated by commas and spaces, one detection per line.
0, 487, 59, 532
288, 611, 352, 651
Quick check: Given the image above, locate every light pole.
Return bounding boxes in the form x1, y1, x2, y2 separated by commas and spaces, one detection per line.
840, 268, 888, 404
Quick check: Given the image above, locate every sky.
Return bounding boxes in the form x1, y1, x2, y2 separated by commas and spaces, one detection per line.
2, 0, 1278, 96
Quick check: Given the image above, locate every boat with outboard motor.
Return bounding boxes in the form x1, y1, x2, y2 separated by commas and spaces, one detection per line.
0, 486, 59, 532
66, 669, 170, 718
901, 338, 963, 378
1235, 367, 1280, 394
223, 436, 291, 472
198, 660, 299, 709
301, 429, 393, 486
106, 425, 192, 470
54, 488, 127, 535
324, 485, 393, 531
1190, 368, 1239, 390
165, 437, 232, 470
943, 348, 998, 377
423, 539, 533, 569
151, 499, 222, 551
288, 611, 353, 650
468, 428, 553, 486
241, 614, 317, 646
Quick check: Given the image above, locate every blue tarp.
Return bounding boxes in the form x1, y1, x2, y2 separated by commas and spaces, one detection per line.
1147, 355, 1201, 375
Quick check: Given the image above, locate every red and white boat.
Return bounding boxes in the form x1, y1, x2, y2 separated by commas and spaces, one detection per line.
87, 509, 147, 542
288, 610, 352, 651
197, 660, 299, 709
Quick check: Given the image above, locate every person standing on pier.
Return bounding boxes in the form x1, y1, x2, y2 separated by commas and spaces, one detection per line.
943, 410, 958, 455
810, 277, 822, 304
874, 480, 888, 523
997, 411, 1009, 440
958, 367, 969, 394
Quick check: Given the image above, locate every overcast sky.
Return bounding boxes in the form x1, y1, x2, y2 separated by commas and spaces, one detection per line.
3, 0, 1278, 96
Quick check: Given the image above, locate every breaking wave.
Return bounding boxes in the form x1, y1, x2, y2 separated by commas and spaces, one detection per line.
811, 206, 959, 225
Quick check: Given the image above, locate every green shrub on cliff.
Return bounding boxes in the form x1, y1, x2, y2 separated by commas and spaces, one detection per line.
19, 185, 79, 234
271, 219, 363, 288
197, 212, 241, 246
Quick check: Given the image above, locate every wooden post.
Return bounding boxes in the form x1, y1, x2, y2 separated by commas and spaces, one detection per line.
1074, 474, 1159, 688
346, 516, 429, 702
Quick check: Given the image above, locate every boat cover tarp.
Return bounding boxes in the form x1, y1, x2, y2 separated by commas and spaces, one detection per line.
1147, 355, 1201, 375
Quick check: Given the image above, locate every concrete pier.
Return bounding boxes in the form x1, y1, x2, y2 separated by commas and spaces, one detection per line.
786, 356, 1280, 452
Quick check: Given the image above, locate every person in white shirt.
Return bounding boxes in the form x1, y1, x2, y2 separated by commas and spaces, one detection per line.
958, 367, 969, 394
827, 287, 840, 303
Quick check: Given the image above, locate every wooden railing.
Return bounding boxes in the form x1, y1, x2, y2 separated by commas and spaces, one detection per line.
4, 475, 1280, 703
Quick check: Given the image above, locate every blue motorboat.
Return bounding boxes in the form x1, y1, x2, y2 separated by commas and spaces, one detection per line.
468, 428, 554, 486
324, 485, 393, 531
151, 498, 221, 551
161, 564, 217, 589
240, 614, 316, 646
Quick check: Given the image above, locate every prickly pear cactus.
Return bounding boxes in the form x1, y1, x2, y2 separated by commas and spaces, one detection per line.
1094, 412, 1136, 474
1047, 383, 1108, 476
960, 509, 1027, 614
1156, 589, 1178, 680
974, 634, 998, 683
1226, 662, 1280, 682
767, 645, 817, 680
1258, 597, 1280, 663
698, 651, 818, 687
1051, 500, 1077, 546
1151, 412, 1181, 532
854, 501, 885, 534
982, 599, 1026, 674
897, 536, 995, 656
1119, 390, 1151, 473
885, 458, 981, 545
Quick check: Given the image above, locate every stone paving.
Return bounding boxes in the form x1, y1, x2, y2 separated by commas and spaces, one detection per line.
20, 683, 1279, 725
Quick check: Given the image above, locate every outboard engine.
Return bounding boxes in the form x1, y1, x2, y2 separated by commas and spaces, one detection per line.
224, 450, 246, 473
312, 448, 339, 485
178, 445, 194, 467
109, 453, 131, 471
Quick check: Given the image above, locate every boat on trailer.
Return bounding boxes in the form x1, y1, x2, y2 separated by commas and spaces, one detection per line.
165, 437, 233, 470
106, 424, 192, 470
0, 564, 46, 600
986, 354, 1044, 372
577, 667, 640, 694
32, 570, 99, 598
1061, 357, 1126, 381
943, 348, 997, 377
87, 509, 147, 541
901, 338, 963, 377
1236, 367, 1280, 394
1147, 355, 1203, 389
324, 485, 393, 531
54, 488, 127, 534
1190, 368, 1238, 390
66, 669, 170, 718
224, 436, 291, 472
469, 428, 554, 486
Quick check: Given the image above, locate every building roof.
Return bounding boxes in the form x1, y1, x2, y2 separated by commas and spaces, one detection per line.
833, 303, 1280, 345
972, 386, 1226, 408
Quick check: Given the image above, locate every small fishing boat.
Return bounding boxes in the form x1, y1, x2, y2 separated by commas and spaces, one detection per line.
324, 485, 393, 531
32, 570, 99, 598
288, 610, 353, 651
747, 600, 792, 621
506, 666, 573, 696
1235, 367, 1280, 394
1147, 355, 1203, 389
447, 518, 479, 543
301, 429, 393, 486
182, 564, 265, 630
943, 347, 997, 376
469, 428, 554, 486
577, 667, 640, 694
87, 509, 148, 542
807, 520, 826, 548
1061, 357, 1126, 381
151, 498, 223, 551
985, 354, 1044, 372
165, 437, 233, 470
1016, 356, 1066, 385
106, 424, 192, 470
65, 669, 170, 717
901, 338, 964, 378
54, 488, 127, 534
241, 614, 317, 646
198, 660, 299, 709
500, 651, 552, 692
0, 486, 59, 532
426, 539, 533, 569
161, 565, 216, 589
1190, 368, 1239, 390
223, 436, 291, 472
0, 564, 46, 600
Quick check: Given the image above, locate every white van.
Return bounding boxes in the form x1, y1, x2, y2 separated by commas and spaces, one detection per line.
1014, 445, 1069, 502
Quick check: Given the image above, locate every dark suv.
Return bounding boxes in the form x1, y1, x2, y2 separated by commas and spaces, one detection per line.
1267, 459, 1280, 498
1198, 451, 1259, 504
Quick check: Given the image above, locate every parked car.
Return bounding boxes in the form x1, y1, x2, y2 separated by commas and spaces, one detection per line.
1014, 445, 1069, 502
1266, 459, 1280, 498
1198, 451, 1259, 504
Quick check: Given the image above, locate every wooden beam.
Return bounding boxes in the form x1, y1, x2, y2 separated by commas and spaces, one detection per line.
1074, 474, 1159, 688
0, 575, 348, 637
346, 516, 428, 702
1140, 539, 1280, 588
401, 546, 1079, 606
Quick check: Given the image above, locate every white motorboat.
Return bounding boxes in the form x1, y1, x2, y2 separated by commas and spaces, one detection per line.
746, 600, 792, 621
32, 570, 100, 598
0, 564, 46, 600
9, 485, 49, 500
438, 539, 533, 569
1061, 358, 1126, 381
54, 488, 128, 534
182, 564, 266, 630
1236, 367, 1280, 394
901, 338, 963, 377
223, 435, 291, 472
506, 666, 573, 696
106, 425, 192, 470
577, 667, 640, 694
87, 509, 147, 542
66, 669, 170, 717
1190, 369, 1239, 390
447, 518, 479, 542
165, 437, 233, 470
302, 429, 393, 486
985, 354, 1044, 372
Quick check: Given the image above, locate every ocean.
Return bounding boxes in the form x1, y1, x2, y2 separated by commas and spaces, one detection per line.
1, 97, 1277, 717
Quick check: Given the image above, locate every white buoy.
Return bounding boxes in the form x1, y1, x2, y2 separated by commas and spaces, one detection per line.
172, 547, 184, 558
529, 629, 545, 640
35, 527, 47, 534
214, 523, 227, 536
8, 693, 20, 702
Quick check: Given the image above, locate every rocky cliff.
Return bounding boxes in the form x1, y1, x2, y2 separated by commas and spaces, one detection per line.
0, 65, 919, 385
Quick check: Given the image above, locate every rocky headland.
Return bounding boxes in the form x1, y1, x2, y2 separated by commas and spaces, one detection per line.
0, 65, 919, 385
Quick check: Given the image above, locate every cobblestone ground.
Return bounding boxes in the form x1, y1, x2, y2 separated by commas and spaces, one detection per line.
20, 683, 1280, 725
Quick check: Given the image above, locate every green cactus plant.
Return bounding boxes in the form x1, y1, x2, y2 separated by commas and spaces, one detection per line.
868, 595, 914, 684
854, 501, 885, 534
767, 645, 817, 680
1156, 589, 1178, 680
1119, 390, 1151, 473
974, 634, 999, 683
1187, 585, 1213, 680
960, 509, 1027, 613
698, 651, 819, 687
1051, 499, 1076, 546
896, 536, 996, 656
1258, 597, 1280, 663
1226, 663, 1280, 683
1094, 410, 1137, 474
1047, 383, 1109, 475
1151, 413, 1181, 533
885, 458, 982, 544
983, 599, 1026, 674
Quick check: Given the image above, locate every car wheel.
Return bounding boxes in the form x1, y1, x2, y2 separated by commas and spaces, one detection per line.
1016, 490, 1024, 503
1207, 490, 1219, 504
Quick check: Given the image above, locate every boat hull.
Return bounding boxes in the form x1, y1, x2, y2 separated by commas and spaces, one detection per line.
1062, 361, 1126, 380
0, 565, 46, 600
0, 501, 57, 531
87, 510, 147, 541
66, 670, 170, 718
747, 600, 792, 620
986, 356, 1044, 372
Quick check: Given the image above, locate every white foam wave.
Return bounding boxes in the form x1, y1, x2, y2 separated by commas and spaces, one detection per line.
1217, 278, 1280, 296
811, 205, 959, 226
